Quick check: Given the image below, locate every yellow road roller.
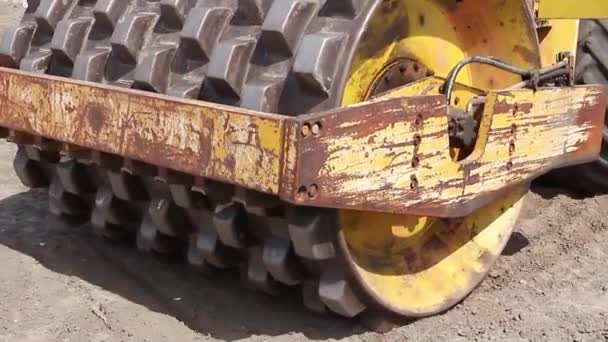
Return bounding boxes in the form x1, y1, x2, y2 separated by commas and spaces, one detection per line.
0, 0, 607, 331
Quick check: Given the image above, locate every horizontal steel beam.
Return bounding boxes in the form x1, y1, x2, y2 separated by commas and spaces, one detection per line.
0, 67, 290, 195
0, 67, 605, 217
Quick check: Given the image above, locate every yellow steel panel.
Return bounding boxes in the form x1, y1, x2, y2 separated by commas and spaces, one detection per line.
538, 20, 579, 67
538, 0, 608, 19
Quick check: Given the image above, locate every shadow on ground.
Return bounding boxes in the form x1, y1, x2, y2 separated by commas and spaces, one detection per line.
502, 232, 529, 256
0, 190, 364, 341
0, 182, 596, 340
530, 184, 584, 200
531, 177, 592, 200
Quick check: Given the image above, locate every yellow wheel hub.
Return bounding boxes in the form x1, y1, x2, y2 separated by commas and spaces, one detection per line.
342, 0, 540, 106
335, 0, 536, 317
337, 187, 526, 316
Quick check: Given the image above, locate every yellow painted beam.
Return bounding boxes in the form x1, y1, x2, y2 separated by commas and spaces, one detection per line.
538, 0, 608, 19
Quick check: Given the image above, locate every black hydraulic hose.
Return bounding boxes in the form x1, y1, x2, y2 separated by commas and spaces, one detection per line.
442, 56, 570, 104
531, 68, 569, 85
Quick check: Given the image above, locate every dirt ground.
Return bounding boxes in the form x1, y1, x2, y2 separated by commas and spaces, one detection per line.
0, 3, 606, 341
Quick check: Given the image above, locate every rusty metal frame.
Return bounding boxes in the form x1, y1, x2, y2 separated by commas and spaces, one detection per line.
0, 67, 605, 218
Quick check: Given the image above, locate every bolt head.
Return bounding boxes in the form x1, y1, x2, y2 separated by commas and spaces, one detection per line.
301, 124, 311, 137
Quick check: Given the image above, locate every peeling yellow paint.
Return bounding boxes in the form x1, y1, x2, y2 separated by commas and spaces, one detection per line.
0, 69, 286, 194
303, 81, 606, 216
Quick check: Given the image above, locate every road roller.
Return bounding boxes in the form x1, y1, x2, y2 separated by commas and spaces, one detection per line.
0, 0, 607, 331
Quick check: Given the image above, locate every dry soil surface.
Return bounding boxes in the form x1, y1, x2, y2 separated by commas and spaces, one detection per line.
0, 3, 606, 342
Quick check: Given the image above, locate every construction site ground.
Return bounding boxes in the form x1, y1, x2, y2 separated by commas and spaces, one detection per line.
0, 2, 606, 341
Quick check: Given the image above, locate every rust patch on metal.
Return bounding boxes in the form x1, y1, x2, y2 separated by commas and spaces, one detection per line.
279, 121, 301, 198
493, 99, 534, 115
84, 103, 106, 134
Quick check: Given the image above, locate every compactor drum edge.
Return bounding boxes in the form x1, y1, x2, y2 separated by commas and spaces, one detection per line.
547, 19, 608, 192
0, 0, 606, 331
